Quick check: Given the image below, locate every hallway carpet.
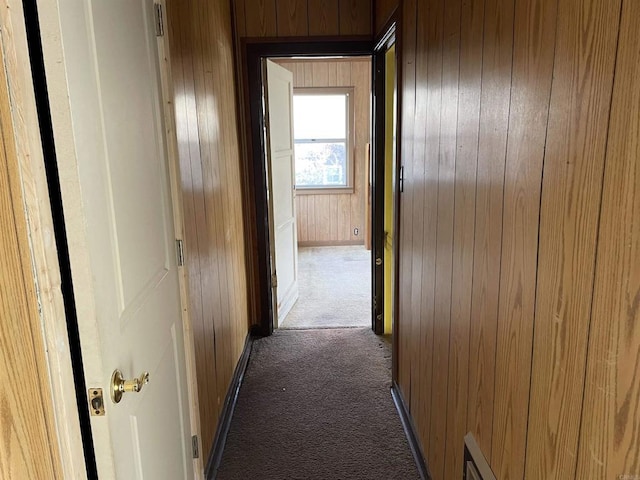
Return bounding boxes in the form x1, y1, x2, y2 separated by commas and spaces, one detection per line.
279, 246, 371, 329
215, 328, 420, 480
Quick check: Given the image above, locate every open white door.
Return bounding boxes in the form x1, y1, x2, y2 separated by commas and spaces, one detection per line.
264, 59, 299, 327
44, 1, 194, 478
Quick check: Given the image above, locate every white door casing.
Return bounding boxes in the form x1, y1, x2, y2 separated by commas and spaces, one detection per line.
264, 60, 299, 327
45, 1, 194, 478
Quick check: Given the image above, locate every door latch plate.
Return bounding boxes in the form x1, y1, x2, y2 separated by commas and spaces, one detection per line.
89, 388, 105, 416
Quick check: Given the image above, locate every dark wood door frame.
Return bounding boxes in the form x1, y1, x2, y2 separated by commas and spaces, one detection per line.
241, 38, 373, 336
372, 12, 402, 379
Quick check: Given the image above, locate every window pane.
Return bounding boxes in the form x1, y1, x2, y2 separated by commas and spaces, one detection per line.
295, 142, 347, 187
293, 95, 346, 140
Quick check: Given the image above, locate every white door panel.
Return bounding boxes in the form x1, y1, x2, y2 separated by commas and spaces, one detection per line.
265, 60, 299, 326
52, 0, 193, 477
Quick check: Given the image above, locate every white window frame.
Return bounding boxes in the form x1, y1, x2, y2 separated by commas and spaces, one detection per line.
293, 87, 355, 195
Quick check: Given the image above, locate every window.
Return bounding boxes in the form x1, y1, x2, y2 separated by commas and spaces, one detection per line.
293, 88, 354, 193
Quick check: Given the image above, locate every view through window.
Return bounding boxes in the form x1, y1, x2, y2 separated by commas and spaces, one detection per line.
293, 89, 352, 190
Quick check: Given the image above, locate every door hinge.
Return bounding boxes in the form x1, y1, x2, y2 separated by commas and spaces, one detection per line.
271, 273, 278, 288
176, 239, 184, 266
191, 435, 199, 458
399, 165, 404, 193
154, 4, 165, 37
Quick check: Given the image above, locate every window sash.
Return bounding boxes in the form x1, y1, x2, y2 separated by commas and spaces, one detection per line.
292, 87, 354, 193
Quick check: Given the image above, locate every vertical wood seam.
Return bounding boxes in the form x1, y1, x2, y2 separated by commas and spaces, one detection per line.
464, 0, 487, 434
521, 0, 561, 472
571, 2, 626, 477
489, 0, 517, 455
442, 0, 464, 469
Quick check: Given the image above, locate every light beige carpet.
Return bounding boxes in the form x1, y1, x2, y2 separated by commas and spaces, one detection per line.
279, 246, 372, 329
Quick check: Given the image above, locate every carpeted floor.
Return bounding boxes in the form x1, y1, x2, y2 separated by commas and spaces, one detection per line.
279, 246, 371, 329
215, 328, 420, 480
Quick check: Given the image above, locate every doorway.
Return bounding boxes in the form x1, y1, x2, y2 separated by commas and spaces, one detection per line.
263, 56, 373, 330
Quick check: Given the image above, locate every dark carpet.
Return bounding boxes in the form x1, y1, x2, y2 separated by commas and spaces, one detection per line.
215, 328, 420, 480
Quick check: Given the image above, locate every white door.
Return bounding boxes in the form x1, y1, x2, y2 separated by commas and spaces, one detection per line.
265, 60, 299, 327
47, 1, 194, 478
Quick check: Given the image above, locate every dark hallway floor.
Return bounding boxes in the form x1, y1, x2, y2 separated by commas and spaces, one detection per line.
214, 328, 419, 479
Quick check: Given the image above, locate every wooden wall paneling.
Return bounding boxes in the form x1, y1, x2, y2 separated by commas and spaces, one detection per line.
169, 0, 217, 449
304, 62, 313, 86
192, 0, 232, 431
428, 0, 461, 477
396, 0, 417, 413
338, 194, 351, 240
489, 0, 557, 477
465, 0, 515, 458
442, 0, 485, 476
244, 0, 277, 37
330, 195, 339, 238
233, 0, 247, 37
373, 0, 398, 36
576, 1, 640, 475
168, 0, 250, 456
351, 60, 369, 242
524, 0, 622, 477
339, 0, 372, 36
312, 61, 330, 85
209, 0, 246, 389
418, 0, 444, 462
308, 0, 340, 36
407, 0, 429, 437
276, 0, 309, 36
0, 44, 63, 480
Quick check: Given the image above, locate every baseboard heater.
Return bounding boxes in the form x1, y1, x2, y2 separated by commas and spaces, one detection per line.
463, 433, 497, 480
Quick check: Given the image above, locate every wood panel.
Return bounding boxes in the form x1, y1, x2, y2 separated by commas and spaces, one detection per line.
396, 0, 416, 419
373, 0, 398, 36
244, 0, 277, 37
339, 0, 372, 36
308, 0, 340, 36
167, 0, 250, 457
0, 42, 63, 479
442, 0, 484, 477
396, 0, 636, 477
466, 0, 515, 457
276, 0, 309, 36
576, 1, 640, 476
233, 0, 372, 38
489, 0, 557, 477
418, 0, 443, 465
524, 0, 622, 477
275, 58, 371, 246
427, 0, 460, 477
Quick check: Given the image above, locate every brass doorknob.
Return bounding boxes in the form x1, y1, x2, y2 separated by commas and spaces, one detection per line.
110, 369, 149, 404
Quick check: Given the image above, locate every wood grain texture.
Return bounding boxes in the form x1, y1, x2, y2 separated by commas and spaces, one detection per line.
339, 0, 372, 36
244, 0, 277, 37
373, 0, 398, 36
575, 0, 640, 477
396, 0, 417, 405
442, 0, 484, 477
275, 58, 370, 246
308, 0, 340, 36
489, 0, 557, 477
232, 0, 371, 38
406, 0, 429, 440
0, 42, 63, 479
524, 0, 622, 477
466, 0, 515, 457
276, 0, 309, 36
167, 0, 250, 456
427, 0, 460, 477
416, 0, 444, 469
